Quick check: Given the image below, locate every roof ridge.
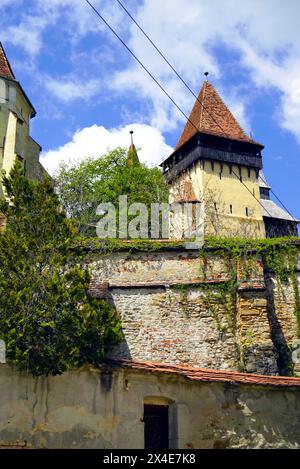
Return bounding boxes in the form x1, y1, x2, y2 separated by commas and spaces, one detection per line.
199, 80, 206, 129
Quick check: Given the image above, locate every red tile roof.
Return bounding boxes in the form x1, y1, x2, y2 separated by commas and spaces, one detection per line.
174, 179, 198, 203
176, 81, 259, 150
0, 42, 15, 80
104, 359, 300, 388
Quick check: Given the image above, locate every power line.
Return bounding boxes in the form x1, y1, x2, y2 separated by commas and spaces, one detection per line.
84, 0, 275, 219
266, 183, 296, 220
114, 0, 232, 141
114, 0, 298, 223
84, 0, 193, 127
258, 173, 295, 219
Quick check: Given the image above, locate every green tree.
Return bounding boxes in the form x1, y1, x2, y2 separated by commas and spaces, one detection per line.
55, 148, 169, 235
0, 163, 122, 376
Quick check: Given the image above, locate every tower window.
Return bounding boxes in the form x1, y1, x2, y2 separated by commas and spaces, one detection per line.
238, 167, 242, 182
214, 202, 217, 211
230, 204, 233, 214
246, 207, 249, 217
248, 168, 251, 178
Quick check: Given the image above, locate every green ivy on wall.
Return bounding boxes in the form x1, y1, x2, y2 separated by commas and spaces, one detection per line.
201, 236, 300, 339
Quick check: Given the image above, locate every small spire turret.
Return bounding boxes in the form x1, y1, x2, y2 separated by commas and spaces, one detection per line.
127, 130, 140, 166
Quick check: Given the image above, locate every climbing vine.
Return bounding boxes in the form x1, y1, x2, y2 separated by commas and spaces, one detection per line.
201, 236, 300, 339
72, 235, 300, 339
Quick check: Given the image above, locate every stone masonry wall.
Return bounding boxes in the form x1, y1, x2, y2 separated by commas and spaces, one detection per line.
108, 287, 238, 370
86, 247, 300, 376
265, 271, 300, 375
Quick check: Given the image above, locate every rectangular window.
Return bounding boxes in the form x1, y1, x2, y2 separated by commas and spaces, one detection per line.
8, 84, 16, 104
246, 207, 249, 217
230, 204, 233, 214
144, 404, 169, 449
0, 79, 6, 104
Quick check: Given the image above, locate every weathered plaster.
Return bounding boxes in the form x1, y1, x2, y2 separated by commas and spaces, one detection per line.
0, 365, 299, 449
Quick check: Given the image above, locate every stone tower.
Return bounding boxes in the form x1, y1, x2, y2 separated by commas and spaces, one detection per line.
0, 42, 47, 195
161, 79, 298, 238
161, 80, 265, 238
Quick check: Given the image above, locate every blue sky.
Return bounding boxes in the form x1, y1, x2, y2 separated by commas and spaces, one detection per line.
1, 0, 299, 220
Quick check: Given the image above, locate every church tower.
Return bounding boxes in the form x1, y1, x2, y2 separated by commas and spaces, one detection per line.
0, 42, 47, 196
161, 79, 298, 238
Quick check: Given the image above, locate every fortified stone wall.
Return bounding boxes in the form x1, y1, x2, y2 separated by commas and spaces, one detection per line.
0, 363, 299, 449
85, 244, 300, 376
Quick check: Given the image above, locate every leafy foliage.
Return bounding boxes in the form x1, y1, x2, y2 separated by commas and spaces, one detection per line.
0, 163, 122, 376
55, 148, 169, 235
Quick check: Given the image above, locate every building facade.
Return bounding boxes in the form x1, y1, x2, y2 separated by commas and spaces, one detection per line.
0, 42, 47, 197
0, 362, 300, 449
161, 80, 298, 238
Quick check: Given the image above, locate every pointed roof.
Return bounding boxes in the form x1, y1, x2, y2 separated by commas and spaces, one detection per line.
127, 131, 140, 166
176, 80, 259, 150
0, 42, 15, 80
127, 143, 140, 166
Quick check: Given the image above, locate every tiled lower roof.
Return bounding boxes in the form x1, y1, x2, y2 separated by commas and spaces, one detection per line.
261, 199, 299, 222
259, 171, 271, 189
104, 359, 300, 388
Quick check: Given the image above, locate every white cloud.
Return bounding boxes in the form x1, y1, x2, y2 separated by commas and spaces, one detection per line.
0, 0, 20, 8
0, 0, 123, 58
2, 18, 48, 56
41, 123, 173, 175
111, 0, 300, 141
3, 0, 300, 143
44, 76, 101, 102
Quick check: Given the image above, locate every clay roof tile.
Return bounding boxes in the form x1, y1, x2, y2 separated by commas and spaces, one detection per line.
176, 81, 259, 150
0, 42, 15, 80
105, 358, 300, 388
